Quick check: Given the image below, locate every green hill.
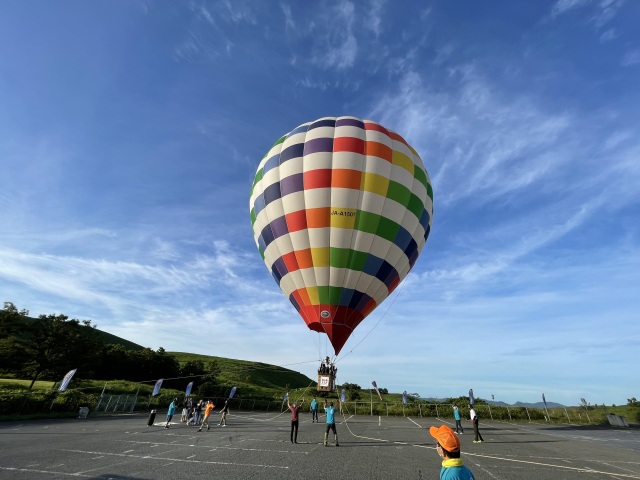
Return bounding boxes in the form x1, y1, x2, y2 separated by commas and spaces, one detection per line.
168, 352, 315, 392
1, 306, 315, 395
13, 315, 145, 351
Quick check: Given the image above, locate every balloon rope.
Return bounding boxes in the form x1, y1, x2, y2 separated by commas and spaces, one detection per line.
335, 273, 412, 364
260, 379, 316, 422
337, 401, 389, 444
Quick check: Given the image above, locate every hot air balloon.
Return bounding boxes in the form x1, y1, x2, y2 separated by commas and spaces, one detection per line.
249, 116, 433, 356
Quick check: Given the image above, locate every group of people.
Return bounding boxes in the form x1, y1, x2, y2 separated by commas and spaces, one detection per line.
317, 357, 337, 376
287, 397, 339, 447
425, 403, 484, 480
287, 396, 477, 480
165, 394, 478, 479
164, 397, 230, 430
452, 404, 484, 443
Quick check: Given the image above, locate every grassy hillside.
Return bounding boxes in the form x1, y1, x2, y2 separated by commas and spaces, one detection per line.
168, 352, 315, 392
9, 315, 145, 351
2, 310, 313, 396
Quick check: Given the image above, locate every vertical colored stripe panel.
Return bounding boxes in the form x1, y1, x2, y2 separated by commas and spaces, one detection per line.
304, 169, 332, 189
331, 169, 362, 190
306, 207, 331, 228
361, 172, 389, 197
334, 137, 365, 153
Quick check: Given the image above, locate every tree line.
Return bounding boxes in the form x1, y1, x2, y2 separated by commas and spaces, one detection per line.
0, 302, 220, 390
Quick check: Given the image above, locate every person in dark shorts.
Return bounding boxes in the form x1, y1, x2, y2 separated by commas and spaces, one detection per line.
323, 399, 339, 447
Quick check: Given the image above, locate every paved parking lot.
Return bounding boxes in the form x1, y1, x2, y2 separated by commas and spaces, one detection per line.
1, 410, 639, 479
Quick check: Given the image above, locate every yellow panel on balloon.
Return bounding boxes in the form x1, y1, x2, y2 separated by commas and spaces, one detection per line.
329, 208, 357, 229
310, 247, 330, 267
362, 172, 389, 197
306, 286, 320, 305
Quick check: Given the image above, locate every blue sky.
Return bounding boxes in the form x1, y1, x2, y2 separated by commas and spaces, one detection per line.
1, 0, 638, 406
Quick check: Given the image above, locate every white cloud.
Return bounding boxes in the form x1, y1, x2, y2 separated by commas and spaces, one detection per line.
280, 2, 294, 30
621, 49, 640, 66
590, 0, 625, 28
550, 0, 625, 30
310, 1, 358, 70
365, 0, 385, 37
221, 0, 257, 24
196, 4, 215, 26
551, 0, 590, 18
599, 28, 617, 42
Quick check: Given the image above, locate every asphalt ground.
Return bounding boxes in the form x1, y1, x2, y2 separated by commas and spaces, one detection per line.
1, 409, 639, 479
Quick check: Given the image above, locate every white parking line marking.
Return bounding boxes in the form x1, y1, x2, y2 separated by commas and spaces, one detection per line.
61, 449, 289, 469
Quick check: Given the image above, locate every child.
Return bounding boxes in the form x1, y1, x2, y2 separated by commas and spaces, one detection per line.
429, 424, 475, 480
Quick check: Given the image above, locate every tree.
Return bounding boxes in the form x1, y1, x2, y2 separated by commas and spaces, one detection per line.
197, 381, 217, 397
0, 302, 29, 338
341, 382, 362, 401
628, 397, 638, 407
0, 336, 25, 373
0, 303, 31, 375
19, 314, 102, 389
181, 360, 206, 377
206, 360, 222, 384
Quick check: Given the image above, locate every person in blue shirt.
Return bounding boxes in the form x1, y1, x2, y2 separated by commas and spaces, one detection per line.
310, 398, 319, 423
453, 404, 463, 434
323, 399, 339, 447
164, 398, 178, 429
429, 424, 475, 480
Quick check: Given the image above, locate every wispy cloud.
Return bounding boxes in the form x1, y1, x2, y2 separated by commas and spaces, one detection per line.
310, 1, 358, 70
599, 28, 617, 42
550, 0, 591, 18
621, 49, 640, 66
550, 0, 625, 29
364, 0, 385, 37
280, 2, 294, 30
220, 0, 257, 24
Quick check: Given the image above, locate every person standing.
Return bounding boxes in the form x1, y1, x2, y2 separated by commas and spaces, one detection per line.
164, 398, 177, 429
323, 399, 339, 447
198, 400, 215, 432
453, 404, 463, 434
193, 399, 203, 426
469, 406, 484, 443
288, 398, 304, 444
429, 424, 476, 480
310, 398, 319, 423
219, 400, 229, 426
181, 398, 190, 423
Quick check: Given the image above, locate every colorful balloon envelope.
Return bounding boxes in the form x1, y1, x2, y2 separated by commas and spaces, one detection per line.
250, 116, 433, 355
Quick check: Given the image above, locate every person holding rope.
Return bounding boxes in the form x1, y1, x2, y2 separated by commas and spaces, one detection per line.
164, 398, 177, 429
310, 397, 319, 423
198, 400, 215, 432
323, 399, 339, 447
287, 397, 304, 443
469, 405, 484, 443
453, 404, 463, 434
219, 400, 230, 426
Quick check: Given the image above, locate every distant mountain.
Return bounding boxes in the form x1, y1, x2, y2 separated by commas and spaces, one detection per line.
419, 398, 568, 408
512, 400, 566, 409
485, 400, 567, 408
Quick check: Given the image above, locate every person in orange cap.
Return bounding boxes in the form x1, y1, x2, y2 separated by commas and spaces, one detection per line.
429, 424, 476, 480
